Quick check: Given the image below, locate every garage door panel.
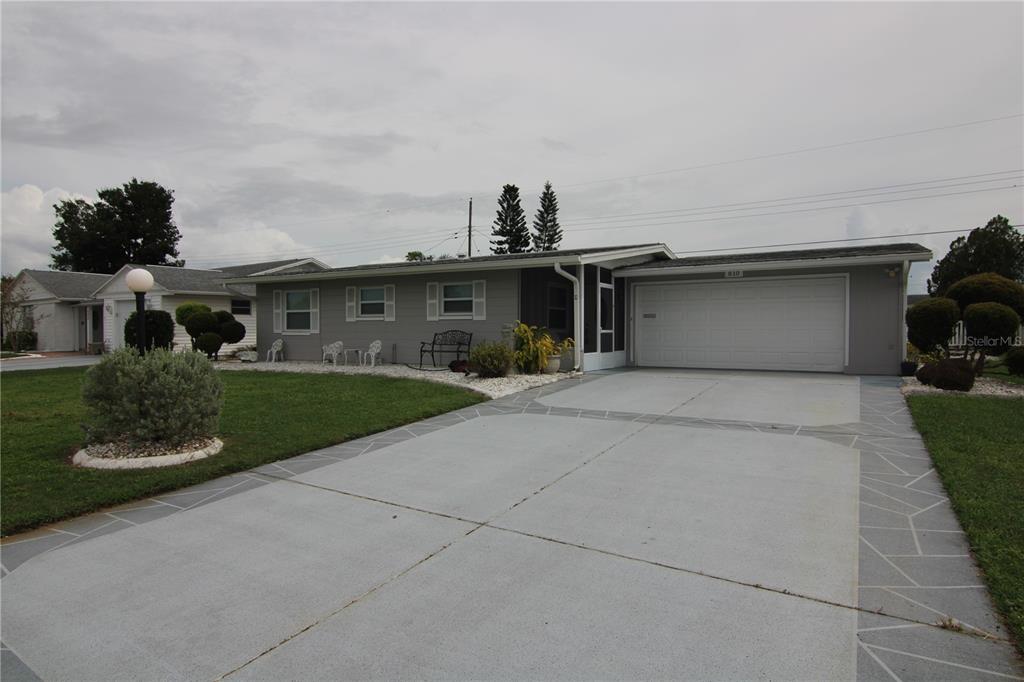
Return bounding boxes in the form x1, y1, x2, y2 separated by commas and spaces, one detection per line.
636, 277, 846, 373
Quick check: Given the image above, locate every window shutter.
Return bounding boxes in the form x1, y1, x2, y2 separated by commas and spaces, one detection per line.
472, 280, 486, 320
384, 285, 396, 322
345, 286, 357, 322
426, 282, 439, 321
310, 288, 320, 332
273, 290, 282, 333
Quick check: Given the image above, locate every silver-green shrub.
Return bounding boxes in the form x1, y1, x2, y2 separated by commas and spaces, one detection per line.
82, 348, 224, 446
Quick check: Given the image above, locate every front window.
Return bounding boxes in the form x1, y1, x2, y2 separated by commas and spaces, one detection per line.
442, 283, 473, 316
359, 287, 386, 318
285, 291, 312, 331
231, 299, 251, 315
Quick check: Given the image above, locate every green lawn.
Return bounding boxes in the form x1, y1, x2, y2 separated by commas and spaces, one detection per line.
907, 395, 1024, 650
983, 364, 1024, 386
1, 367, 484, 536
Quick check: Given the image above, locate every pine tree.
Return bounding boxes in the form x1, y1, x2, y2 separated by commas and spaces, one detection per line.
490, 184, 531, 254
531, 181, 562, 252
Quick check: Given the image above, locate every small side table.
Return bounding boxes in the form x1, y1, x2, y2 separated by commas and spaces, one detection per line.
342, 348, 362, 365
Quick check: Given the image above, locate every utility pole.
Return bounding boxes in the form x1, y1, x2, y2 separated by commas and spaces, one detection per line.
467, 197, 473, 256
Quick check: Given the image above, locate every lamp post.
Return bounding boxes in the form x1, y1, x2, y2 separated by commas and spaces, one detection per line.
125, 268, 154, 353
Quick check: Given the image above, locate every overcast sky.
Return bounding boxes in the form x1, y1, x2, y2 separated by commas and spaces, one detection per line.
2, 1, 1022, 292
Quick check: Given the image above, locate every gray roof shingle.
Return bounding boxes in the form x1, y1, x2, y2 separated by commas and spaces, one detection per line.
618, 242, 931, 271
22, 270, 113, 300
215, 258, 325, 277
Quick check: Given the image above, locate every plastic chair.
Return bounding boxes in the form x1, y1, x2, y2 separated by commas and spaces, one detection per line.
267, 338, 284, 362
362, 340, 383, 367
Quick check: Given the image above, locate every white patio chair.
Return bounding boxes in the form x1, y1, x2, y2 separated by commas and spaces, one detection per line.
322, 341, 344, 365
267, 338, 284, 363
362, 339, 383, 367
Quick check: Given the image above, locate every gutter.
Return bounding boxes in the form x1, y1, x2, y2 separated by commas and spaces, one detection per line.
617, 251, 934, 277
553, 261, 583, 371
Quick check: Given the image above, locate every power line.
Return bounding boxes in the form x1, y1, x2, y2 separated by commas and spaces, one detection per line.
671, 226, 1022, 257
564, 184, 1022, 234
558, 113, 1024, 190
559, 170, 1023, 226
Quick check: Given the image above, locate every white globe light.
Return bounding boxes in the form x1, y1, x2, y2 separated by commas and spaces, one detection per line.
126, 268, 155, 293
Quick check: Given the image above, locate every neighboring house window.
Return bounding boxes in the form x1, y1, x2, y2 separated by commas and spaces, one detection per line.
231, 299, 251, 316
273, 289, 319, 333
359, 287, 386, 318
441, 283, 474, 317
548, 285, 568, 331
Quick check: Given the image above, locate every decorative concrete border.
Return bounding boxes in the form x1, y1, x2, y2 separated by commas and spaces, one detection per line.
72, 439, 223, 469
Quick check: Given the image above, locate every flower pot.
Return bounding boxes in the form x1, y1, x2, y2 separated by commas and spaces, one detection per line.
543, 355, 561, 374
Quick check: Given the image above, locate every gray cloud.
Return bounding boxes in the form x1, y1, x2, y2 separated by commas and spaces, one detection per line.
2, 2, 1021, 289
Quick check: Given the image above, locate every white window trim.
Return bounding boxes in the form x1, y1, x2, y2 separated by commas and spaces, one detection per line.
440, 281, 475, 320
282, 288, 319, 334
230, 299, 252, 316
357, 286, 387, 320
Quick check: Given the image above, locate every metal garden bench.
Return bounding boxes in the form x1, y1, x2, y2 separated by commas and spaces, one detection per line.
419, 330, 472, 368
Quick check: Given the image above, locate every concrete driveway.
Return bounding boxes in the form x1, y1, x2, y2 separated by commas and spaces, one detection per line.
0, 353, 100, 372
2, 370, 1020, 681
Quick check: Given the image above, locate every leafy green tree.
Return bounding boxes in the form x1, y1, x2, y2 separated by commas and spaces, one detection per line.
531, 181, 562, 252
490, 184, 531, 254
51, 178, 184, 273
405, 251, 434, 262
927, 215, 1023, 295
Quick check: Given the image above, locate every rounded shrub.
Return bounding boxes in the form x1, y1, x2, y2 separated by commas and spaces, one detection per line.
946, 273, 1024, 317
1004, 347, 1024, 376
184, 311, 218, 338
174, 302, 212, 327
219, 320, 246, 344
195, 332, 224, 358
123, 310, 175, 350
963, 302, 1021, 356
3, 330, 37, 351
929, 358, 976, 392
213, 310, 235, 325
469, 340, 514, 378
82, 348, 223, 447
905, 297, 960, 354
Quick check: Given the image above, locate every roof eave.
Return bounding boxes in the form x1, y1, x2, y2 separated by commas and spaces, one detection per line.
225, 245, 673, 285
617, 250, 933, 277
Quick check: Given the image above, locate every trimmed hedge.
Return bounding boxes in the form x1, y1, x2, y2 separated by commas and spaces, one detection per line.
196, 332, 224, 358
123, 310, 175, 350
82, 348, 223, 446
1005, 348, 1024, 376
906, 297, 960, 353
220, 320, 246, 344
963, 302, 1021, 356
469, 341, 513, 378
946, 273, 1024, 317
174, 302, 211, 327
184, 311, 218, 338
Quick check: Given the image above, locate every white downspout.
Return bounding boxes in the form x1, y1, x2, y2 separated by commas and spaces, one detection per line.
554, 260, 583, 371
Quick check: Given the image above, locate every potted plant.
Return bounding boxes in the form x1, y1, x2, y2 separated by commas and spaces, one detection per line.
545, 337, 574, 374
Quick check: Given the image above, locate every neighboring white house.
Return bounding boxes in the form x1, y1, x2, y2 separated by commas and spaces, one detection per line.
11, 258, 328, 352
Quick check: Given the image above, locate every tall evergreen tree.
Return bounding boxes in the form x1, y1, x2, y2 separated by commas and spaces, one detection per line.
927, 215, 1024, 295
490, 184, 531, 254
531, 181, 562, 252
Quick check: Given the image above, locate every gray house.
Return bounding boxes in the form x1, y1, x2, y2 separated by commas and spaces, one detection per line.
227, 242, 932, 375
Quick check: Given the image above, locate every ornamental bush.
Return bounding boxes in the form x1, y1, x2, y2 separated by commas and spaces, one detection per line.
213, 310, 235, 325
929, 358, 976, 392
81, 348, 223, 446
184, 311, 218, 338
220, 320, 246, 344
469, 340, 514, 378
196, 332, 224, 358
946, 273, 1024, 317
905, 298, 960, 354
963, 302, 1021, 357
174, 302, 211, 326
123, 310, 175, 350
1005, 347, 1024, 376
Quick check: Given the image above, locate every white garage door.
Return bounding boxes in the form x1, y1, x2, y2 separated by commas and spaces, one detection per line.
635, 277, 847, 372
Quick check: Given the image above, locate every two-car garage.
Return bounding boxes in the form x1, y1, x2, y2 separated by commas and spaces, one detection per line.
633, 276, 848, 373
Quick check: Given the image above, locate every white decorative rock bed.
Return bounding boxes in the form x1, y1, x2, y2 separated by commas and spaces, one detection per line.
72, 438, 224, 469
216, 361, 576, 399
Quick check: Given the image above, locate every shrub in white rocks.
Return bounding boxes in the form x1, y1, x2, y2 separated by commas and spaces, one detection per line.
82, 348, 224, 447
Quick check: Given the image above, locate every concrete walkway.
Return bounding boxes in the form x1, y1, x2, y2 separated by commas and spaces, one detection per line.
1, 370, 1020, 680
0, 353, 100, 372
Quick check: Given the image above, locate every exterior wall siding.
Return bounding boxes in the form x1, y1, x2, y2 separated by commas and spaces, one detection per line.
29, 301, 78, 351
160, 294, 257, 354
256, 270, 520, 364
623, 263, 905, 375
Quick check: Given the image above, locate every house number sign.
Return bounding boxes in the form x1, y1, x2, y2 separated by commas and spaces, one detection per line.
724, 270, 744, 278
